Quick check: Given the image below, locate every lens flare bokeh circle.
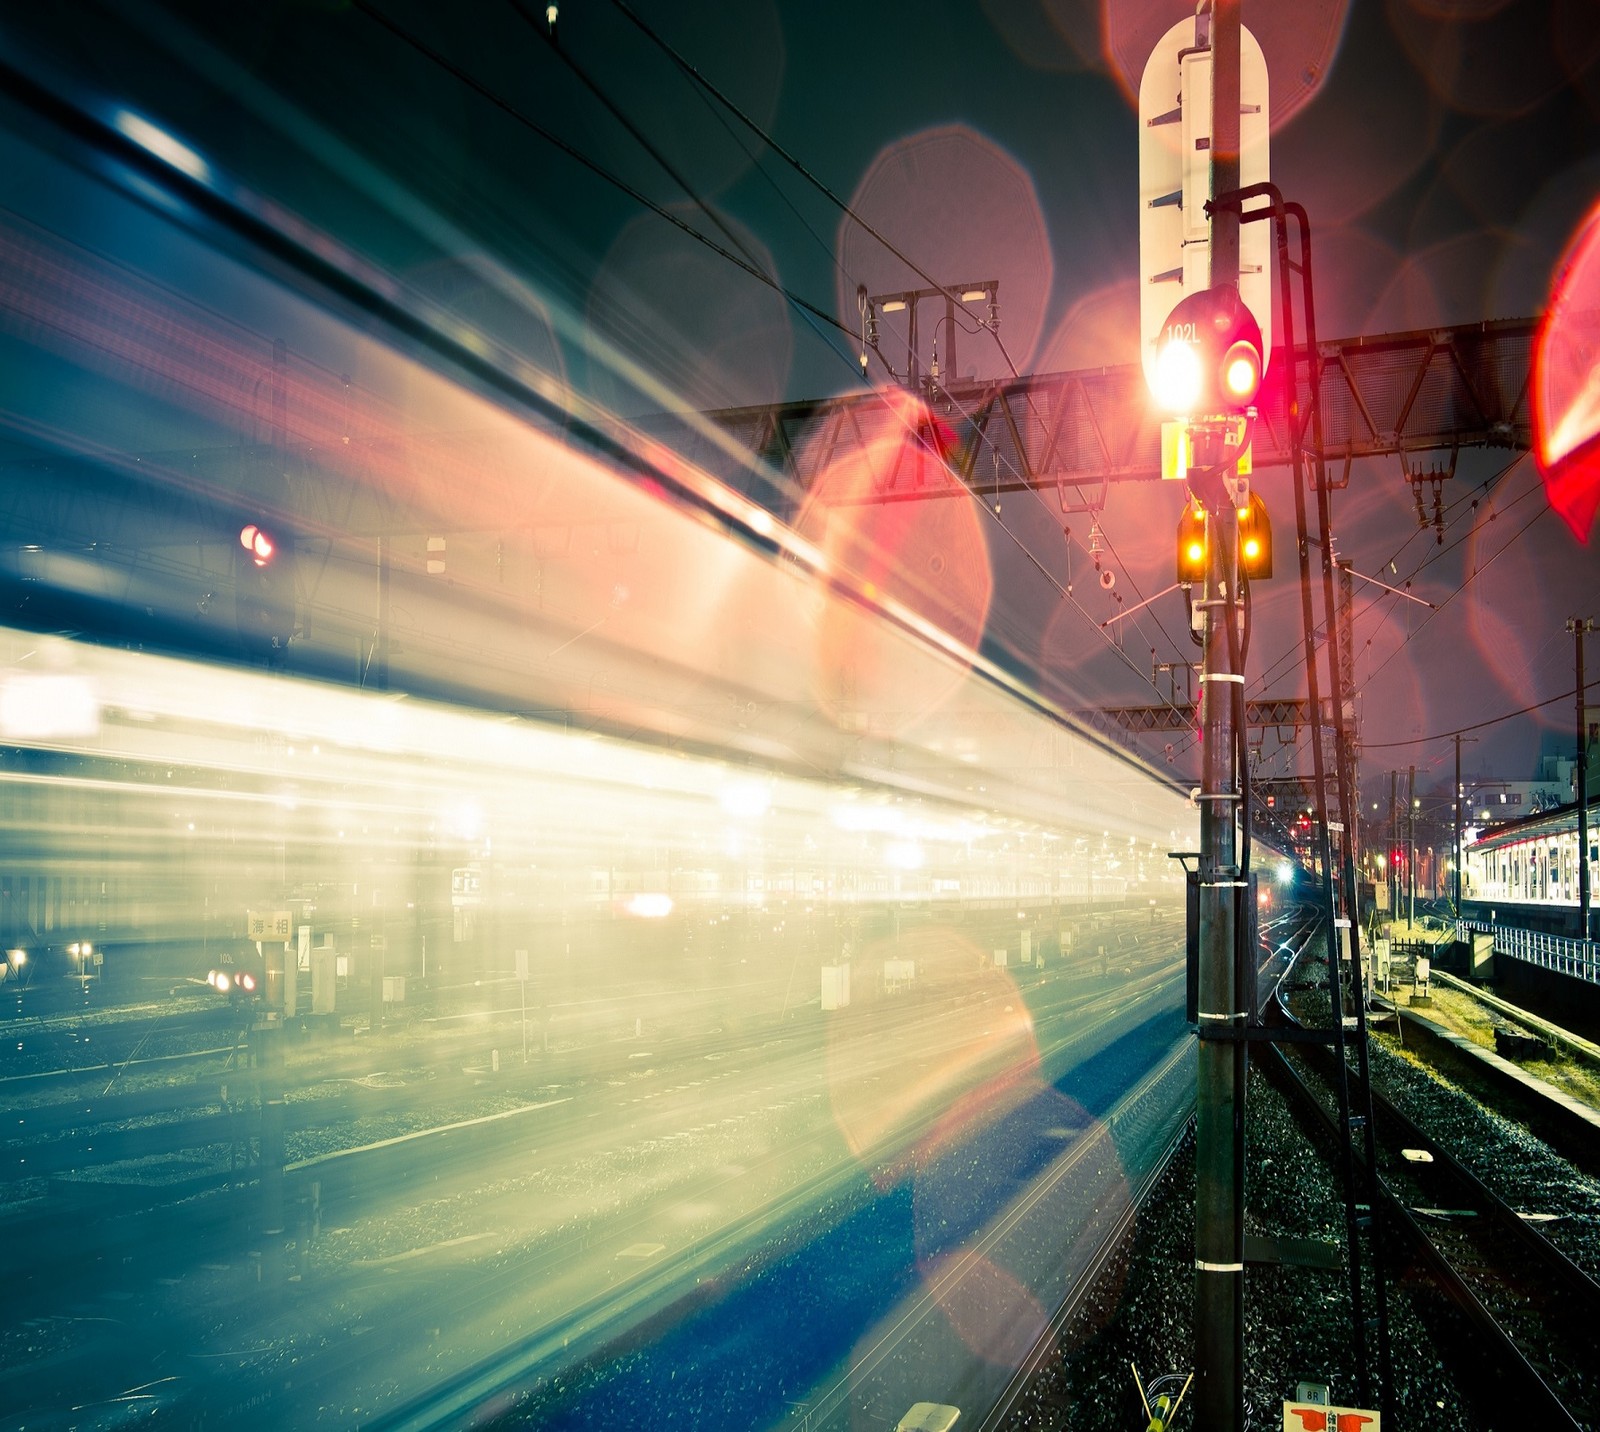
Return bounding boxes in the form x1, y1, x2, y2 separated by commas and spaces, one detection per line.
1533, 200, 1600, 541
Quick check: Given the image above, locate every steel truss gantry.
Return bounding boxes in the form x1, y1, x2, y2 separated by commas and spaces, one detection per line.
683, 316, 1533, 511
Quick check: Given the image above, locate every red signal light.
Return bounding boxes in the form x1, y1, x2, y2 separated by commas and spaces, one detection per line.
1222, 340, 1262, 406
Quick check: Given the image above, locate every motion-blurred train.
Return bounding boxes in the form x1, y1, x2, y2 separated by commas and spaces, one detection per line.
1460, 797, 1600, 940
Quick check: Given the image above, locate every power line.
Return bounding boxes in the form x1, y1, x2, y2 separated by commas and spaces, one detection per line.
1165, 452, 1544, 775
1228, 476, 1553, 778
1214, 457, 1534, 749
1245, 452, 1530, 700
527, 6, 1181, 711
536, 5, 1192, 717
356, 0, 1193, 730
606, 0, 991, 328
603, 0, 1190, 662
1361, 674, 1600, 750
351, 0, 859, 345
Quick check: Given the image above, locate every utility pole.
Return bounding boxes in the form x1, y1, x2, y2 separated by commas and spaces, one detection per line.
1570, 617, 1594, 941
1339, 564, 1360, 894
1194, 4, 1245, 1428
1407, 764, 1417, 927
1388, 770, 1397, 921
1454, 733, 1463, 916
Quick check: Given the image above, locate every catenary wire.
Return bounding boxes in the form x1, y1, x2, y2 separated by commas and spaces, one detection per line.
351, 0, 859, 345
355, 0, 1197, 726
1361, 675, 1600, 750
602, 0, 1190, 666
1219, 472, 1553, 781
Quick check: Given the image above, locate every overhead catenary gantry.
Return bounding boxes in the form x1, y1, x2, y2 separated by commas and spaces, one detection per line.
679, 316, 1533, 513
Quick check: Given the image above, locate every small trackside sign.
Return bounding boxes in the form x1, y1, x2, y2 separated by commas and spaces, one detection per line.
1283, 1404, 1379, 1430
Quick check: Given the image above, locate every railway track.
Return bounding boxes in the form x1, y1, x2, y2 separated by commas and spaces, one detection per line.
977, 1092, 1193, 1432
796, 1035, 1197, 1432
364, 971, 1194, 1431
1264, 1022, 1600, 1429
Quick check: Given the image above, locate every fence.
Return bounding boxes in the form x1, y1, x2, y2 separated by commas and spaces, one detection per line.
1458, 919, 1600, 985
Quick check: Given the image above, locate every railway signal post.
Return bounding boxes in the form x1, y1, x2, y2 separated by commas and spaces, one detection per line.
1141, 2, 1267, 1423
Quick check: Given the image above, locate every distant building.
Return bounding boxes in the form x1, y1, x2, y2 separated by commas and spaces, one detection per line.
1465, 776, 1568, 827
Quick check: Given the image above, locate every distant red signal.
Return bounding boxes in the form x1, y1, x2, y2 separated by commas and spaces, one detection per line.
239, 523, 275, 566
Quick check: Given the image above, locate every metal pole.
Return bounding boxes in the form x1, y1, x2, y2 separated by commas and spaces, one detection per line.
1408, 765, 1416, 927
945, 293, 957, 387
1194, 493, 1243, 1432
1572, 619, 1593, 941
908, 298, 920, 390
1211, 0, 1241, 295
1195, 6, 1244, 1424
1389, 770, 1397, 917
1454, 733, 1463, 916
1339, 564, 1361, 880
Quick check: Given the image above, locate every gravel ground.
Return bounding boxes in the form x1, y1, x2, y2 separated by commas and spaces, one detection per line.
1367, 1026, 1600, 1283
1007, 1053, 1480, 1431
1294, 976, 1600, 1283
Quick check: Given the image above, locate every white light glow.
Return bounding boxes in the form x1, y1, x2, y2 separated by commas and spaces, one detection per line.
885, 839, 924, 870
719, 781, 771, 819
0, 673, 100, 739
444, 802, 484, 841
624, 892, 674, 918
112, 110, 211, 184
1152, 337, 1201, 413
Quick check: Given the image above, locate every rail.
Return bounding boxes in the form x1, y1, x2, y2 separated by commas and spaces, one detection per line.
1458, 920, 1600, 985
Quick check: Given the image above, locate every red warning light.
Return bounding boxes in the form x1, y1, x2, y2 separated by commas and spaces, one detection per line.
239, 523, 275, 566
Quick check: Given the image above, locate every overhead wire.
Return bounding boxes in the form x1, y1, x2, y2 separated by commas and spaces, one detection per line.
602, 0, 1193, 680
350, 0, 859, 346
1215, 459, 1552, 783
605, 0, 991, 333
357, 0, 1195, 731
1122, 447, 1545, 778
1245, 450, 1530, 701
501, 0, 874, 390
529, 7, 1199, 722
1361, 674, 1600, 750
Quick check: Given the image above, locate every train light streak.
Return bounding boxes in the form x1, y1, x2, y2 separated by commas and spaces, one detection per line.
0, 671, 100, 739
111, 110, 211, 184
623, 893, 674, 918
